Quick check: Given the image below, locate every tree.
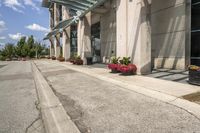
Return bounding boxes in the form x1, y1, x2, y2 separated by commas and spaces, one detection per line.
1, 43, 14, 59
15, 36, 26, 57
0, 35, 48, 60
27, 35, 35, 58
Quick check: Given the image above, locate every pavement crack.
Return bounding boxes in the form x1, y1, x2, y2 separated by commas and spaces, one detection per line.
25, 116, 41, 133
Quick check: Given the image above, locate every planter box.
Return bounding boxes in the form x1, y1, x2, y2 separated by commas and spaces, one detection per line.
189, 69, 200, 86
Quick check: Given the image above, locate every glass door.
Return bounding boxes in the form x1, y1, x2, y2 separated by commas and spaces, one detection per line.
70, 25, 77, 57
191, 0, 200, 65
91, 22, 101, 63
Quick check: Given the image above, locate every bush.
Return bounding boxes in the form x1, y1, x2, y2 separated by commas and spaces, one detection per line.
189, 65, 200, 71
70, 55, 83, 65
0, 55, 6, 61
119, 57, 131, 65
111, 56, 120, 64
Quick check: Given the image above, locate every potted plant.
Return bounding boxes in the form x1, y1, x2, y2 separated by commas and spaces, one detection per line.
118, 57, 137, 75
74, 56, 83, 65
57, 55, 65, 62
108, 57, 120, 73
52, 56, 56, 60
188, 65, 200, 85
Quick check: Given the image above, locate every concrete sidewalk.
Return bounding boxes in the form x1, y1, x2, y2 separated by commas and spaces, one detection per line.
48, 60, 200, 98
34, 60, 200, 133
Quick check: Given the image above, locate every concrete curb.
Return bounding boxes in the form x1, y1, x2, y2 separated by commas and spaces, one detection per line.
31, 62, 80, 133
52, 61, 200, 120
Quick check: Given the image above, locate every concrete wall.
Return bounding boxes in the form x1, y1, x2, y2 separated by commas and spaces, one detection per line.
151, 0, 187, 69
100, 0, 117, 63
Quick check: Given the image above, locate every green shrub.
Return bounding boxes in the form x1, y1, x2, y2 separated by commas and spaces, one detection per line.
111, 56, 120, 64
119, 57, 131, 65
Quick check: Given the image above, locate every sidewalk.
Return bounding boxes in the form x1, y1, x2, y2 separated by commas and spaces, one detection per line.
49, 60, 200, 98
34, 60, 200, 133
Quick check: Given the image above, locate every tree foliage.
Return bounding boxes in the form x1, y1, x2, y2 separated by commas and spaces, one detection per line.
0, 35, 49, 60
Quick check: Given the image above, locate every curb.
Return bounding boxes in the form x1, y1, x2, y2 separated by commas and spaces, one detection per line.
32, 62, 80, 133
51, 61, 200, 120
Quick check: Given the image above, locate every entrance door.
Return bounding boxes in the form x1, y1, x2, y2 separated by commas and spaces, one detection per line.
91, 22, 101, 63
191, 0, 200, 65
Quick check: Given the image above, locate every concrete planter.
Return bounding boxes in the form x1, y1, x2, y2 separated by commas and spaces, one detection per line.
189, 69, 200, 86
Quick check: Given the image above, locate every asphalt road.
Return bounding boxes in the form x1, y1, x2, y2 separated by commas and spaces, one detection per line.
0, 61, 44, 133
35, 60, 200, 133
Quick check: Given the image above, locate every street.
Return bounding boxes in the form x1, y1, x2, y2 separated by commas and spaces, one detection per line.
35, 60, 200, 133
0, 61, 44, 133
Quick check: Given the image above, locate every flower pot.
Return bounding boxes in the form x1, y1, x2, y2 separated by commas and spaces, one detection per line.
108, 64, 120, 73
119, 64, 137, 76
111, 69, 119, 73
189, 69, 200, 86
52, 56, 56, 60
58, 58, 65, 62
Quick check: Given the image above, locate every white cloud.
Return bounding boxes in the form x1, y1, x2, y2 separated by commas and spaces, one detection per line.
23, 0, 39, 11
25, 23, 49, 32
4, 0, 24, 13
0, 36, 6, 40
9, 33, 26, 40
3, 0, 40, 13
0, 20, 7, 32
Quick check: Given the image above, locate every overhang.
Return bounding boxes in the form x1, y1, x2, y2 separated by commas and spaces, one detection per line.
43, 0, 108, 40
42, 0, 51, 8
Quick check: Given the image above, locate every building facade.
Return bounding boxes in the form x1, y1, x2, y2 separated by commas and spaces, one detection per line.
42, 0, 198, 75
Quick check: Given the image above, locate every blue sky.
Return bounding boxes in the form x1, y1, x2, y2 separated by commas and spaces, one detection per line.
0, 0, 50, 48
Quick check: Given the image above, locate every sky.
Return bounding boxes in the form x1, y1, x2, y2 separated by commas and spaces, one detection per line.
0, 0, 50, 48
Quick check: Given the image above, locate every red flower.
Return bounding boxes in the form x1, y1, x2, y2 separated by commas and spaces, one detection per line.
119, 64, 137, 73
128, 64, 137, 72
117, 64, 122, 71
108, 64, 118, 70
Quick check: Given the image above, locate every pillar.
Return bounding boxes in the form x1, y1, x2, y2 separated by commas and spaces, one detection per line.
54, 36, 60, 58
116, 0, 127, 57
116, 0, 151, 74
62, 7, 71, 60
77, 12, 92, 64
54, 3, 61, 58
49, 5, 55, 57
49, 38, 54, 57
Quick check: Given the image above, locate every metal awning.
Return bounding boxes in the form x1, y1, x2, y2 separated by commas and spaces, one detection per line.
43, 0, 108, 40
43, 29, 59, 40
43, 17, 77, 40
42, 0, 51, 8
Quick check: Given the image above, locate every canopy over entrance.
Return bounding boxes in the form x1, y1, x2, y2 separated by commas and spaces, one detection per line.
43, 0, 108, 40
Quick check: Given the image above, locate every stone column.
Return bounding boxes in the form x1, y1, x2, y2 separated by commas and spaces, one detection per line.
62, 7, 71, 60
116, 0, 151, 74
77, 12, 92, 64
54, 3, 61, 58
116, 0, 127, 57
54, 36, 60, 58
49, 38, 54, 57
49, 7, 55, 57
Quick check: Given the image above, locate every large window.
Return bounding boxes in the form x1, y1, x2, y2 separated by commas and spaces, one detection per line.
191, 0, 200, 65
59, 5, 62, 21
70, 25, 77, 56
91, 22, 101, 63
